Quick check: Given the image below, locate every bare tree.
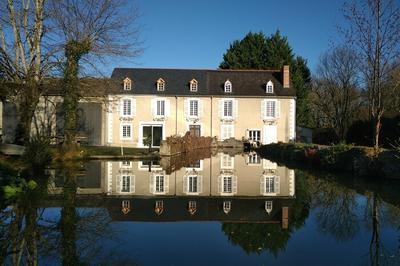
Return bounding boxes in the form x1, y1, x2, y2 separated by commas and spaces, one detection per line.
342, 0, 400, 150
312, 46, 361, 141
48, 0, 142, 147
0, 0, 47, 144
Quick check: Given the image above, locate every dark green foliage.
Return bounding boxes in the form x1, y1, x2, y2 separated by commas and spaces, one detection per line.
219, 30, 312, 127
22, 137, 52, 169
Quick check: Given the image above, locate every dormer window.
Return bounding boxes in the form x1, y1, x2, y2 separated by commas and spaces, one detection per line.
224, 80, 232, 93
266, 80, 274, 93
123, 77, 132, 90
190, 79, 198, 92
157, 78, 165, 91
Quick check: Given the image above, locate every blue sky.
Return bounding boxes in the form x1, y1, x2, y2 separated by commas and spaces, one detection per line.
113, 0, 347, 74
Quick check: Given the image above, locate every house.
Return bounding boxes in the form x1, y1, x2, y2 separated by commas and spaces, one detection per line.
107, 66, 296, 148
1, 66, 296, 146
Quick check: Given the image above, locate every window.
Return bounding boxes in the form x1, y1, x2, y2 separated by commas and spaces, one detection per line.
155, 200, 164, 215
190, 79, 198, 92
224, 80, 232, 93
263, 100, 276, 118
188, 201, 197, 215
223, 100, 233, 117
266, 80, 274, 93
221, 154, 234, 169
123, 78, 132, 90
188, 175, 198, 193
223, 201, 231, 214
247, 153, 261, 164
156, 100, 165, 116
248, 130, 261, 142
157, 78, 165, 91
261, 175, 280, 195
221, 125, 234, 140
121, 161, 132, 168
189, 125, 201, 137
121, 200, 131, 214
122, 99, 132, 116
121, 124, 132, 139
223, 176, 233, 193
265, 200, 273, 213
189, 100, 198, 117
155, 175, 165, 193
121, 175, 131, 193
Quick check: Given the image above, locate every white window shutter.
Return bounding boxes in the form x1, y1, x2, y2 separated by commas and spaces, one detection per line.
184, 99, 189, 118
276, 100, 280, 119
183, 175, 188, 194
132, 99, 136, 116
165, 99, 171, 117
261, 100, 266, 119
198, 175, 203, 193
275, 176, 280, 194
164, 176, 169, 194
149, 175, 154, 193
119, 100, 124, 116
116, 175, 121, 193
232, 176, 237, 194
151, 99, 156, 117
260, 176, 266, 195
218, 99, 224, 118
198, 100, 203, 118
218, 176, 222, 194
130, 176, 135, 194
234, 100, 239, 118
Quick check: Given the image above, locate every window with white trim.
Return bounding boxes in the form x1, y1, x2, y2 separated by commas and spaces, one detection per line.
223, 176, 233, 193
123, 78, 132, 90
121, 175, 131, 193
265, 200, 273, 213
223, 100, 233, 117
121, 124, 132, 139
266, 80, 274, 93
188, 175, 198, 193
189, 100, 198, 117
122, 99, 132, 116
223, 201, 231, 214
155, 175, 165, 193
265, 100, 276, 118
157, 78, 165, 91
121, 161, 132, 168
221, 125, 234, 140
221, 154, 234, 169
224, 80, 232, 93
156, 100, 165, 116
261, 175, 280, 195
190, 79, 198, 92
248, 130, 261, 142
248, 153, 261, 164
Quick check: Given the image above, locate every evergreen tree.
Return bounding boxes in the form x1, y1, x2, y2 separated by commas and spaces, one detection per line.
220, 30, 312, 127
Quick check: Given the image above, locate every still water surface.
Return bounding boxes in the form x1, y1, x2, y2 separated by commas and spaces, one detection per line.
1, 152, 400, 265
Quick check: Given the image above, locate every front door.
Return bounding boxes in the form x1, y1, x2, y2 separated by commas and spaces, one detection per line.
142, 125, 163, 147
189, 125, 201, 137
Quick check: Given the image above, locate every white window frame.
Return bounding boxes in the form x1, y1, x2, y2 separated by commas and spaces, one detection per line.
266, 80, 274, 93
120, 161, 132, 168
120, 175, 134, 193
189, 99, 199, 117
122, 99, 132, 116
154, 175, 165, 194
157, 78, 165, 91
186, 175, 202, 195
247, 153, 261, 165
156, 100, 165, 117
221, 154, 234, 169
224, 80, 232, 93
120, 124, 132, 140
221, 124, 234, 140
265, 100, 276, 118
220, 175, 237, 196
223, 99, 233, 118
248, 129, 261, 142
261, 175, 280, 196
262, 99, 279, 120
123, 78, 132, 91
190, 79, 198, 92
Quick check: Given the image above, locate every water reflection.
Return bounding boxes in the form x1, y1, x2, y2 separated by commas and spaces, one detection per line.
1, 151, 400, 265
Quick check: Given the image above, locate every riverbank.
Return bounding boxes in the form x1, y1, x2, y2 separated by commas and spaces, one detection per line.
258, 142, 400, 179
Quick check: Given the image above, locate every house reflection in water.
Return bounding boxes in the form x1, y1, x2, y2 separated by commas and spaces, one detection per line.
47, 152, 295, 228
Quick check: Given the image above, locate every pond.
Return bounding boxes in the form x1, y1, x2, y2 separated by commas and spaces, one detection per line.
1, 151, 400, 265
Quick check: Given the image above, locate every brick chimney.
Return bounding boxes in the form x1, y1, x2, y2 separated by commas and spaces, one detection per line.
283, 65, 290, 88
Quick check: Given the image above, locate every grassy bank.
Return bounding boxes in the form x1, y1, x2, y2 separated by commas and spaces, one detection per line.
258, 143, 400, 179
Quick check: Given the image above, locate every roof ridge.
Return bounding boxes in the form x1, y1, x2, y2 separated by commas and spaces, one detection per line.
113, 67, 282, 72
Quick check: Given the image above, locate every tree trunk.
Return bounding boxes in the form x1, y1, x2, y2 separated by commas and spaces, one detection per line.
62, 40, 91, 149
373, 116, 381, 151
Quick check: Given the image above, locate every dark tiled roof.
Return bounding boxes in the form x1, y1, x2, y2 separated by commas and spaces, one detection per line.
111, 68, 296, 97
